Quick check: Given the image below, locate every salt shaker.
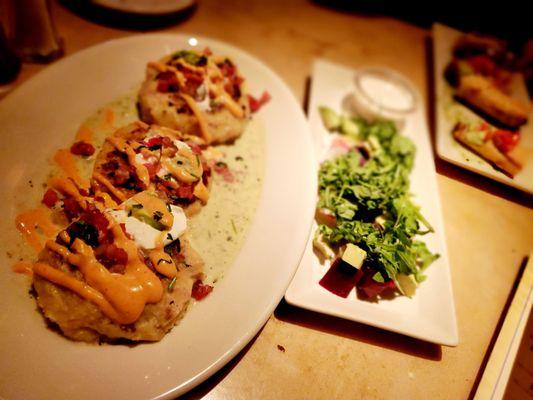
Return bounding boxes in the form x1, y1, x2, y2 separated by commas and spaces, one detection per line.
10, 0, 64, 63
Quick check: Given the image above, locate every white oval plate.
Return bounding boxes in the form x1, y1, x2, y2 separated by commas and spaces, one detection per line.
0, 34, 316, 399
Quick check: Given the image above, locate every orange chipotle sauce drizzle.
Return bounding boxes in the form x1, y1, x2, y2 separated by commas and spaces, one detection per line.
15, 207, 59, 252
75, 124, 93, 144
35, 219, 164, 324
53, 149, 88, 189
106, 136, 151, 188
92, 172, 127, 202
99, 108, 115, 131
13, 261, 34, 276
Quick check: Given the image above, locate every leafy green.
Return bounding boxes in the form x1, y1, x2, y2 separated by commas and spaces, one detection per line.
172, 50, 207, 66
317, 107, 438, 287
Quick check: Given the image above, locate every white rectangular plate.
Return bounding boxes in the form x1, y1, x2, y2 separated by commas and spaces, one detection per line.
433, 23, 533, 195
285, 59, 458, 346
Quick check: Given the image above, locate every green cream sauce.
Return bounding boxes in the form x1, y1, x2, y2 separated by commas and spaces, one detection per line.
11, 90, 266, 285
84, 91, 266, 284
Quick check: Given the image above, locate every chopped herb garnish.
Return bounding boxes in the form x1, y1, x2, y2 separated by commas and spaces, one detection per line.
216, 161, 227, 168
167, 233, 174, 241
157, 258, 172, 265
167, 276, 177, 292
163, 173, 172, 181
177, 160, 183, 165
172, 50, 207, 66
153, 211, 163, 221
131, 204, 143, 210
195, 154, 200, 167
231, 219, 237, 234
166, 203, 171, 212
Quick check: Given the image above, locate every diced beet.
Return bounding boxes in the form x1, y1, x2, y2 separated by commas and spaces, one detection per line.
42, 189, 59, 208
191, 280, 213, 300
319, 258, 359, 298
357, 270, 396, 299
70, 141, 95, 157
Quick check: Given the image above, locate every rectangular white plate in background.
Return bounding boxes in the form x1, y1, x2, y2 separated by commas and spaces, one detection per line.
433, 23, 533, 195
285, 59, 458, 346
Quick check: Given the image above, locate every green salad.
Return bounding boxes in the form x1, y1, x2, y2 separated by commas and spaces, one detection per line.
315, 107, 438, 299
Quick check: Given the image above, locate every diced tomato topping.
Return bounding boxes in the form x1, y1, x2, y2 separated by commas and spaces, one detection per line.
70, 141, 95, 157
94, 243, 128, 270
218, 61, 236, 78
248, 91, 271, 113
156, 71, 180, 93
161, 136, 173, 148
202, 165, 212, 185
188, 143, 203, 155
191, 280, 213, 300
176, 184, 195, 200
144, 162, 160, 179
42, 189, 59, 208
104, 244, 128, 266
79, 208, 110, 244
145, 137, 163, 148
492, 129, 520, 153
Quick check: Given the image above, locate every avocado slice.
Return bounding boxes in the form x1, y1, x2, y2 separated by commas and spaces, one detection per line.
319, 106, 341, 131
129, 204, 166, 231
396, 273, 418, 298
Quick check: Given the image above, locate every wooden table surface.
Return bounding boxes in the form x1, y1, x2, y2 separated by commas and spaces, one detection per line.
3, 1, 533, 399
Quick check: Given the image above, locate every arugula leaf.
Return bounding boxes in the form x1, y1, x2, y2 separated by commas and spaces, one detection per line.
316, 107, 439, 291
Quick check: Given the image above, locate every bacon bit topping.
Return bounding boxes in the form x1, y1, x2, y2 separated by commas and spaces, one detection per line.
42, 189, 59, 208
156, 71, 180, 93
70, 141, 95, 157
191, 280, 213, 300
95, 243, 128, 269
248, 91, 271, 113
63, 197, 83, 221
